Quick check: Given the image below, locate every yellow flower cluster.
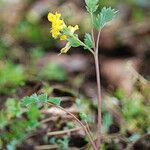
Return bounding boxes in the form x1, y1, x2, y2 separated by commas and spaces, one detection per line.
48, 12, 67, 40
47, 12, 79, 54
60, 25, 79, 54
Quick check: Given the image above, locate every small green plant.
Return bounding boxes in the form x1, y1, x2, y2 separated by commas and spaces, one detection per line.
47, 0, 117, 149
38, 62, 67, 81
0, 62, 25, 94
57, 135, 70, 150
0, 98, 41, 149
120, 92, 150, 133
21, 0, 118, 149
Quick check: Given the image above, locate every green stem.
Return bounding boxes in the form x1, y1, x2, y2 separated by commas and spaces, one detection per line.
71, 35, 95, 55
90, 13, 96, 50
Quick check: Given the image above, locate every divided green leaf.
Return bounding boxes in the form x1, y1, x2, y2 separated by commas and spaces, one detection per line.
102, 113, 112, 133
6, 98, 23, 118
39, 93, 47, 103
57, 136, 69, 150
39, 63, 67, 81
21, 96, 36, 106
84, 33, 93, 49
79, 112, 88, 122
85, 0, 99, 13
48, 97, 61, 106
94, 7, 118, 30
22, 93, 61, 106
68, 35, 81, 47
62, 27, 71, 36
22, 93, 47, 106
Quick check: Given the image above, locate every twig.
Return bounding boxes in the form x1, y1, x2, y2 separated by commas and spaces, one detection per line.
47, 127, 82, 136
40, 116, 58, 124
85, 121, 95, 143
46, 102, 97, 150
35, 144, 58, 150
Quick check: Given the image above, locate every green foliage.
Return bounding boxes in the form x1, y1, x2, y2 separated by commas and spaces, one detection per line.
0, 111, 8, 129
65, 122, 74, 129
114, 91, 150, 133
7, 140, 18, 150
57, 136, 70, 150
0, 49, 4, 59
85, 0, 99, 13
22, 93, 62, 106
0, 139, 2, 149
26, 105, 41, 129
30, 47, 45, 60
39, 63, 67, 81
76, 98, 94, 123
0, 98, 41, 149
0, 99, 24, 129
102, 113, 113, 133
128, 133, 141, 142
0, 62, 25, 94
49, 137, 56, 145
122, 98, 143, 121
62, 27, 71, 36
48, 97, 61, 106
5, 98, 24, 119
14, 20, 53, 49
114, 89, 126, 100
84, 33, 93, 49
94, 7, 118, 30
68, 35, 81, 47
49, 135, 70, 150
22, 93, 47, 106
79, 112, 89, 122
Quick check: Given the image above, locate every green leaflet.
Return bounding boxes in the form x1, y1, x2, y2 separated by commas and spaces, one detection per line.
5, 98, 23, 119
67, 35, 81, 47
57, 136, 69, 150
39, 63, 67, 81
21, 96, 34, 106
22, 93, 47, 106
39, 93, 47, 103
79, 112, 88, 122
22, 94, 38, 106
102, 113, 112, 133
85, 0, 99, 13
22, 93, 61, 106
84, 33, 93, 49
94, 7, 118, 30
48, 97, 61, 106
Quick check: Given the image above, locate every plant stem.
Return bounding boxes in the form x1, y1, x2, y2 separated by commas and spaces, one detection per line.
90, 13, 96, 50
96, 31, 101, 53
85, 121, 95, 142
90, 14, 102, 149
73, 28, 102, 149
72, 35, 95, 55
46, 103, 97, 150
95, 30, 102, 149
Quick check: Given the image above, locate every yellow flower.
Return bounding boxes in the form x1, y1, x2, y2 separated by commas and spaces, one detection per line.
48, 12, 66, 39
60, 35, 67, 41
48, 12, 80, 54
59, 42, 71, 55
68, 25, 79, 34
59, 25, 79, 54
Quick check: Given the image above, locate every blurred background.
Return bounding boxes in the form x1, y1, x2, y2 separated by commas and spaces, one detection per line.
0, 0, 150, 149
